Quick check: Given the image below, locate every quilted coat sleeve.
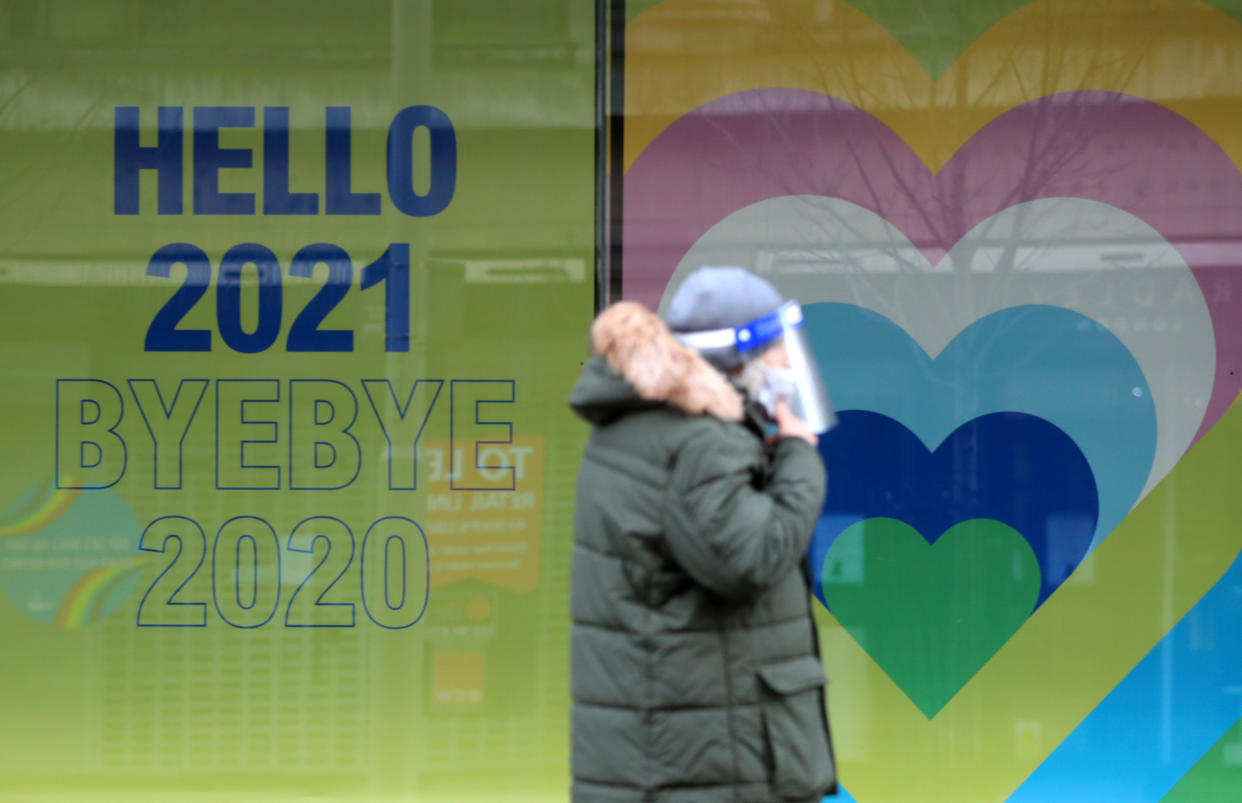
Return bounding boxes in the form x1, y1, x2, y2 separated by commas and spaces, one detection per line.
663, 425, 827, 602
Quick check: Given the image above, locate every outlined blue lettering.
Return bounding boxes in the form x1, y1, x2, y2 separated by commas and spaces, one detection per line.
212, 515, 280, 628
290, 379, 360, 490
360, 516, 428, 629
450, 379, 515, 491
56, 379, 127, 489
361, 379, 442, 490
136, 516, 208, 627
285, 516, 356, 628
216, 379, 281, 490
128, 378, 208, 490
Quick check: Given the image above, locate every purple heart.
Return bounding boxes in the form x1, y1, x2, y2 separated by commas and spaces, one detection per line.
623, 89, 1242, 443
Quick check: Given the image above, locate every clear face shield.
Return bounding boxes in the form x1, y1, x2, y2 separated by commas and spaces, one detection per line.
678, 302, 837, 434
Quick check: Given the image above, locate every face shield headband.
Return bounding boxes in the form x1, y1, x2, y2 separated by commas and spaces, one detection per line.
675, 302, 836, 434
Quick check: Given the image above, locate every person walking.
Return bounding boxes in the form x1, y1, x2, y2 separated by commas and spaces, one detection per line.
568, 266, 837, 802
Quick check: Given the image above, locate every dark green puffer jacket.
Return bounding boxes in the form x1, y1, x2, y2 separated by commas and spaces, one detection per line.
568, 302, 836, 803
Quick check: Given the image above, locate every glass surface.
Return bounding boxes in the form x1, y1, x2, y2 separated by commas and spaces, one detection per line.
0, 1, 594, 800
613, 1, 1242, 801
3, 1, 1242, 801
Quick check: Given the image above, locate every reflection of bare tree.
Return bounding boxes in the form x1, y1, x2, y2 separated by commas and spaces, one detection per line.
845, 14, 1141, 318
670, 1, 1170, 336
620, 2, 1242, 500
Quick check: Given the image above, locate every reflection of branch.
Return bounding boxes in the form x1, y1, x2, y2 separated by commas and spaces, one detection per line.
0, 74, 46, 217
679, 5, 1167, 341
0, 73, 37, 119
965, 7, 1151, 320
0, 89, 110, 224
793, 24, 956, 323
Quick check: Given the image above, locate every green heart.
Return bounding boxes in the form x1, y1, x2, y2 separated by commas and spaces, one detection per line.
833, 0, 1035, 78
821, 517, 1040, 718
625, 1, 1242, 81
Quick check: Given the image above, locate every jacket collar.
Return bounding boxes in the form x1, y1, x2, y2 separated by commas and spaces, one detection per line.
584, 302, 744, 422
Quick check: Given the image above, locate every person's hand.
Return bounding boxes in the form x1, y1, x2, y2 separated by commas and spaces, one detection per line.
773, 400, 818, 448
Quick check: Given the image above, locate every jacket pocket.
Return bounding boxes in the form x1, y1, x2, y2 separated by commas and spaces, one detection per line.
756, 656, 836, 800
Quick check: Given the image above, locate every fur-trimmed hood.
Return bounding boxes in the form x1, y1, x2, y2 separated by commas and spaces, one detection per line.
569, 302, 743, 425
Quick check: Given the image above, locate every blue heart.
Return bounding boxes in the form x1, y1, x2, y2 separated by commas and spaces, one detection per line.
811, 410, 1098, 608
805, 303, 1157, 554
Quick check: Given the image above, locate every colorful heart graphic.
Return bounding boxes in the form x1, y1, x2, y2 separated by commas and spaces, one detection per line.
812, 407, 1096, 714
822, 517, 1041, 718
629, 1, 1242, 83
839, 0, 1037, 77
625, 90, 1233, 722
628, 91, 1242, 451
666, 197, 1209, 522
801, 301, 1156, 553
1009, 546, 1242, 801
813, 409, 1097, 602
623, 2, 1242, 799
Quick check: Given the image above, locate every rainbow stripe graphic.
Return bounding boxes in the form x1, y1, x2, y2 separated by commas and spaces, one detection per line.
0, 478, 81, 538
52, 555, 144, 628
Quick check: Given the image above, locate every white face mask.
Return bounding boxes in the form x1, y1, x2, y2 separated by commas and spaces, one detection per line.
684, 300, 836, 433
756, 364, 799, 419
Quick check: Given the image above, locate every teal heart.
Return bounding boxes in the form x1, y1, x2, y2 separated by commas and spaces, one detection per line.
821, 517, 1040, 718
625, 1, 1242, 81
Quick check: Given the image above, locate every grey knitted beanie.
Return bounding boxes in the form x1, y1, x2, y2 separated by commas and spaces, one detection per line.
664, 266, 786, 370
